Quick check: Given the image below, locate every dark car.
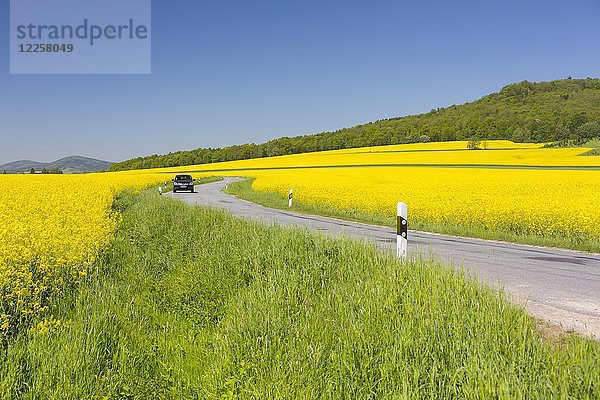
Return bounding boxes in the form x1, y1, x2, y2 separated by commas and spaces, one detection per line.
172, 174, 195, 193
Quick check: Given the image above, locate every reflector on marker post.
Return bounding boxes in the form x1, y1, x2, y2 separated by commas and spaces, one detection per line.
288, 189, 293, 208
397, 202, 408, 259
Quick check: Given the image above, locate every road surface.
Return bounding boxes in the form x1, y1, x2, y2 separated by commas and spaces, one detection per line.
168, 178, 600, 338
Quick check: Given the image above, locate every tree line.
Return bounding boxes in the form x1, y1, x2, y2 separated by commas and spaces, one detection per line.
109, 78, 600, 171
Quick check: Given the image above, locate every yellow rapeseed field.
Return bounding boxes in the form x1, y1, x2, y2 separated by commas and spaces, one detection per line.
2, 140, 599, 339
167, 140, 600, 243
166, 140, 600, 172
0, 172, 171, 338
250, 167, 600, 240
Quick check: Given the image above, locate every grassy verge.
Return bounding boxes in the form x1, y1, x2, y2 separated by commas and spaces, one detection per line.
581, 138, 600, 156
225, 178, 600, 253
0, 190, 598, 398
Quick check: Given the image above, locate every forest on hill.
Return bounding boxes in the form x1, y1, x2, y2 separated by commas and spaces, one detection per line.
109, 78, 600, 171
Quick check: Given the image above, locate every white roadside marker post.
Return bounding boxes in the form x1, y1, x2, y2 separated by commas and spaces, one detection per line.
288, 189, 293, 208
397, 202, 408, 259
225, 180, 229, 190
159, 186, 163, 196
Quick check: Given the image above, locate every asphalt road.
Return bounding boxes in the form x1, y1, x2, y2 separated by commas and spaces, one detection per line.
168, 178, 600, 338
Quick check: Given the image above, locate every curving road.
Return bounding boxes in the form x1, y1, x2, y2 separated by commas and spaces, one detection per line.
168, 178, 600, 339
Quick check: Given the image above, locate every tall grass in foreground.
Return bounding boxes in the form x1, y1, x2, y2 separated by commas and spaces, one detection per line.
0, 192, 598, 399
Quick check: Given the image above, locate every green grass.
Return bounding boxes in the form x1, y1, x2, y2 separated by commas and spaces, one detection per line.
586, 138, 600, 148
0, 191, 598, 398
581, 139, 600, 156
225, 178, 600, 253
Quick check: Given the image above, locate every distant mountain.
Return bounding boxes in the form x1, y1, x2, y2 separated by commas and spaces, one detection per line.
0, 156, 112, 174
109, 78, 600, 172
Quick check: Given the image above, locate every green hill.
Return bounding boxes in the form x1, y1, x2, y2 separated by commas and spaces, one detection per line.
1, 156, 112, 174
109, 78, 600, 171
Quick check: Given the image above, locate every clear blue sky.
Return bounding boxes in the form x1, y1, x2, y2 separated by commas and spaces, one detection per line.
1, 0, 599, 164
